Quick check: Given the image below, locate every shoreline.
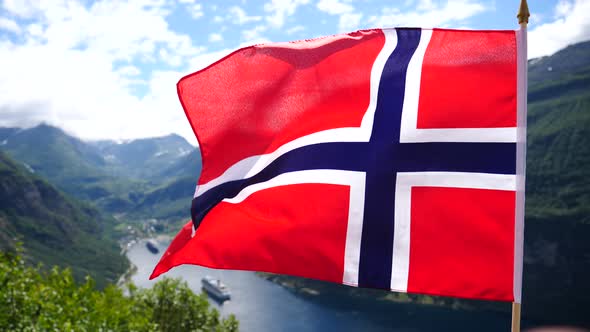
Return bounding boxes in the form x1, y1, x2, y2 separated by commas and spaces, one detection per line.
116, 236, 172, 288
256, 272, 509, 315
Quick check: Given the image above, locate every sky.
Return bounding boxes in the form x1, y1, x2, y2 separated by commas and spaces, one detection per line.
0, 0, 589, 145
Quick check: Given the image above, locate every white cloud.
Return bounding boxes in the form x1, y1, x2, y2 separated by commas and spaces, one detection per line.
554, 0, 573, 17
315, 0, 361, 32
339, 13, 363, 32
118, 65, 142, 76
208, 32, 223, 42
286, 25, 305, 35
188, 48, 234, 72
242, 25, 268, 43
182, 2, 204, 20
26, 23, 44, 37
2, 0, 41, 18
20, 1, 203, 62
238, 38, 271, 47
264, 0, 310, 28
316, 0, 353, 15
528, 13, 544, 28
368, 0, 486, 28
528, 0, 590, 58
0, 0, 204, 144
416, 0, 436, 11
228, 6, 262, 24
0, 17, 21, 34
159, 48, 183, 67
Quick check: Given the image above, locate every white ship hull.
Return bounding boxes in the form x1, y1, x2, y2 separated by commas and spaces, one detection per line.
201, 276, 231, 301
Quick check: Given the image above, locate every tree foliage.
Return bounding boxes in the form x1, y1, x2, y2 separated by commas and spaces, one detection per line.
0, 248, 238, 331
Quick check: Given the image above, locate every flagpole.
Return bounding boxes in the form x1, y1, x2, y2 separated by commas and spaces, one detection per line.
512, 1, 529, 332
512, 302, 522, 332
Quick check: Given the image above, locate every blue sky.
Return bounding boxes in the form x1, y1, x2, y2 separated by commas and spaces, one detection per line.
0, 0, 589, 144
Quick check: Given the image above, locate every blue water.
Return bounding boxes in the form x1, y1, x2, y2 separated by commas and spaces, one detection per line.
127, 239, 516, 332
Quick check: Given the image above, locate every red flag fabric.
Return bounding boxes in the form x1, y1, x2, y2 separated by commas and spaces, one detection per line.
152, 28, 527, 303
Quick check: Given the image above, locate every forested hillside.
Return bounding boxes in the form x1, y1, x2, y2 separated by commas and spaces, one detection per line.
0, 124, 152, 213
91, 134, 194, 181
519, 40, 590, 325
526, 40, 590, 221
0, 150, 128, 288
0, 125, 201, 219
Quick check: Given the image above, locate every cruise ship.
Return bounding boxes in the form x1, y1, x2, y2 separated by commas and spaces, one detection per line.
146, 240, 159, 254
201, 276, 231, 301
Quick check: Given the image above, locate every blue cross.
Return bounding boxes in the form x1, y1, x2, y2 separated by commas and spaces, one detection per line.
191, 28, 516, 290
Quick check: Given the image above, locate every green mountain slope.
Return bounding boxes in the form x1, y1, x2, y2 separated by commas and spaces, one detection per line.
132, 176, 195, 221
0, 124, 151, 213
520, 41, 590, 325
1, 124, 106, 179
526, 94, 590, 219
526, 40, 590, 221
158, 148, 202, 180
0, 124, 203, 222
128, 149, 202, 221
90, 137, 201, 221
0, 150, 128, 288
0, 127, 19, 141
91, 134, 194, 181
528, 41, 590, 83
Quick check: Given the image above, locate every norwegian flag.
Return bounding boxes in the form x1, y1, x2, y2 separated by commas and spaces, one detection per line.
152, 28, 527, 303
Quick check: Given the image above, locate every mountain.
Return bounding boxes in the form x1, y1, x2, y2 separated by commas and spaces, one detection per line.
0, 124, 152, 213
91, 134, 194, 181
528, 40, 590, 85
0, 124, 202, 221
90, 135, 202, 221
0, 124, 106, 180
0, 150, 128, 288
525, 40, 590, 222
158, 147, 202, 180
0, 127, 19, 141
132, 176, 195, 221
90, 135, 201, 221
130, 148, 203, 221
519, 40, 590, 325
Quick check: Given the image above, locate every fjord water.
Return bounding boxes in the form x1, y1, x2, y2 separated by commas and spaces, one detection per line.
127, 240, 514, 332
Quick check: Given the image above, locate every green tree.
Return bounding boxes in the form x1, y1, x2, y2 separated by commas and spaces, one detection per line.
0, 248, 238, 331
136, 278, 238, 332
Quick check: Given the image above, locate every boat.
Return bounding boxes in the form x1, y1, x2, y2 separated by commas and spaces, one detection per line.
146, 240, 159, 254
201, 276, 231, 301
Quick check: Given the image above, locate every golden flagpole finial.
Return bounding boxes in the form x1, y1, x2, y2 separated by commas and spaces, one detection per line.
517, 0, 530, 25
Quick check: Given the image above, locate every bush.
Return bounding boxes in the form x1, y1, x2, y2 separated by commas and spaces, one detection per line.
0, 248, 238, 331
